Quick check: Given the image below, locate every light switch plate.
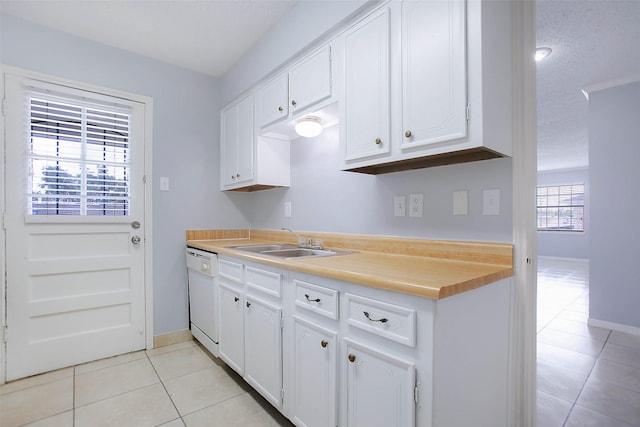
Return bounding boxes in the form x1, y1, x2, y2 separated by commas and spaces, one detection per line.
409, 194, 424, 218
394, 196, 406, 217
453, 190, 468, 215
284, 202, 292, 218
160, 177, 170, 192
483, 189, 501, 215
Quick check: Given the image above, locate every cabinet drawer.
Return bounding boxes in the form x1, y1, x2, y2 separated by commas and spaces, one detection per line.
346, 293, 416, 347
219, 258, 243, 287
294, 280, 339, 320
246, 266, 282, 298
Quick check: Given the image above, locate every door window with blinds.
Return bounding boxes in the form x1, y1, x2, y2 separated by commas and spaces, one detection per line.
27, 89, 132, 217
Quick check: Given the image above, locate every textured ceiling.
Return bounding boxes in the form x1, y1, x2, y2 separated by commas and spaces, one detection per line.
536, 0, 640, 171
0, 0, 298, 77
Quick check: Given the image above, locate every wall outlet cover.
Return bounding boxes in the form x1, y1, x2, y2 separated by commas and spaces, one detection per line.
409, 193, 424, 218
483, 189, 501, 215
284, 202, 292, 218
160, 177, 170, 191
453, 190, 468, 215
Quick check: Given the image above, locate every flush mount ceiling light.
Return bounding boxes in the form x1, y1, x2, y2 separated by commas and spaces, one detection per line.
535, 47, 552, 61
294, 116, 323, 138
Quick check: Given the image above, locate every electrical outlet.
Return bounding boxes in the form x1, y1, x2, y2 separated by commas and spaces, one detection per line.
394, 196, 406, 217
409, 194, 423, 218
284, 202, 292, 218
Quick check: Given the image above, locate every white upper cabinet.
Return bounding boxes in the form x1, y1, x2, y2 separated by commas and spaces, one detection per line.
220, 95, 290, 192
341, 0, 513, 174
256, 46, 333, 132
341, 7, 391, 162
256, 74, 289, 129
289, 46, 332, 115
221, 95, 254, 188
401, 0, 467, 149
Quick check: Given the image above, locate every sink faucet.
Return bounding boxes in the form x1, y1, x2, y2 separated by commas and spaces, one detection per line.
282, 227, 321, 249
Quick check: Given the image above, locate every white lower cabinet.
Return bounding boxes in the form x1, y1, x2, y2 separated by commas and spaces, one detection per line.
344, 338, 415, 427
290, 316, 337, 427
218, 283, 244, 374
215, 257, 511, 427
244, 296, 283, 408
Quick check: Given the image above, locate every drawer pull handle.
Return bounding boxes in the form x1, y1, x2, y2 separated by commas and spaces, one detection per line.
363, 311, 388, 323
321, 340, 328, 348
234, 297, 239, 302
246, 301, 251, 308
305, 294, 321, 303
348, 354, 356, 363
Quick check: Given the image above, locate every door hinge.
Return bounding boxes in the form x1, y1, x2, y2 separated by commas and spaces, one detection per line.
465, 104, 471, 122
143, 175, 147, 184
280, 317, 285, 329
2, 213, 6, 230
3, 325, 7, 343
1, 98, 6, 116
280, 388, 284, 403
414, 385, 419, 403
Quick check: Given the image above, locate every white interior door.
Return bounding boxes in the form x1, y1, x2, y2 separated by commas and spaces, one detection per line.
3, 72, 148, 381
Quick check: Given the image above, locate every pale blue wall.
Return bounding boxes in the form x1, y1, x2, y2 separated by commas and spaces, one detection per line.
0, 13, 250, 335
537, 168, 589, 260
589, 80, 640, 328
246, 126, 513, 242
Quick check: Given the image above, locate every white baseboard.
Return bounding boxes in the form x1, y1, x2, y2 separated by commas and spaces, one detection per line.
538, 255, 590, 264
589, 318, 640, 336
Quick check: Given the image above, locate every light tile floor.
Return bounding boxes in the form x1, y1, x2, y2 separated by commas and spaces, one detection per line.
0, 340, 293, 427
537, 257, 640, 427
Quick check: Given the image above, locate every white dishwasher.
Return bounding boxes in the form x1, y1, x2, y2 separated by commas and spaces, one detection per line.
186, 247, 219, 357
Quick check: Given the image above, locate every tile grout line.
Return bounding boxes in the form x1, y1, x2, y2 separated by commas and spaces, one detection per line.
145, 349, 186, 426
561, 325, 612, 427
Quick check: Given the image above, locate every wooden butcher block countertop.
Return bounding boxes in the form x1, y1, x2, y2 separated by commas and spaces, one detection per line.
186, 229, 514, 300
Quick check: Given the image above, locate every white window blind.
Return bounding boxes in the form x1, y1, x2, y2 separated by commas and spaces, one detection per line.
537, 184, 584, 232
27, 92, 132, 216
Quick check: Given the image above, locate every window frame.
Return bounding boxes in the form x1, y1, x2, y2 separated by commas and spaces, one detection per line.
536, 183, 585, 233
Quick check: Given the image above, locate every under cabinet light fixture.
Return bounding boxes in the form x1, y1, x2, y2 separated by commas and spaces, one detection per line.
535, 47, 552, 61
295, 116, 323, 138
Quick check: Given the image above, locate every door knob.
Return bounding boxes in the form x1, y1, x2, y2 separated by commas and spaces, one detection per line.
131, 235, 141, 245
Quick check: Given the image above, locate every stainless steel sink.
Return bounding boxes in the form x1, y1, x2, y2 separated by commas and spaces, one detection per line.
229, 243, 354, 259
228, 244, 297, 253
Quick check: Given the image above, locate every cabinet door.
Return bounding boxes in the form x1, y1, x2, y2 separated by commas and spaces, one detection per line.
235, 95, 255, 185
218, 285, 244, 374
291, 317, 337, 427
345, 338, 415, 427
244, 296, 283, 408
289, 46, 332, 114
257, 74, 289, 129
343, 8, 391, 162
401, 0, 467, 149
220, 103, 238, 188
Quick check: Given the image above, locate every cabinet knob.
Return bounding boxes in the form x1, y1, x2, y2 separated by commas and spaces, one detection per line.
348, 354, 356, 363
291, 100, 297, 107
234, 297, 239, 302
278, 106, 284, 112
375, 138, 382, 145
405, 130, 413, 138
246, 301, 251, 308
236, 173, 240, 178
321, 340, 328, 348
231, 175, 235, 179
